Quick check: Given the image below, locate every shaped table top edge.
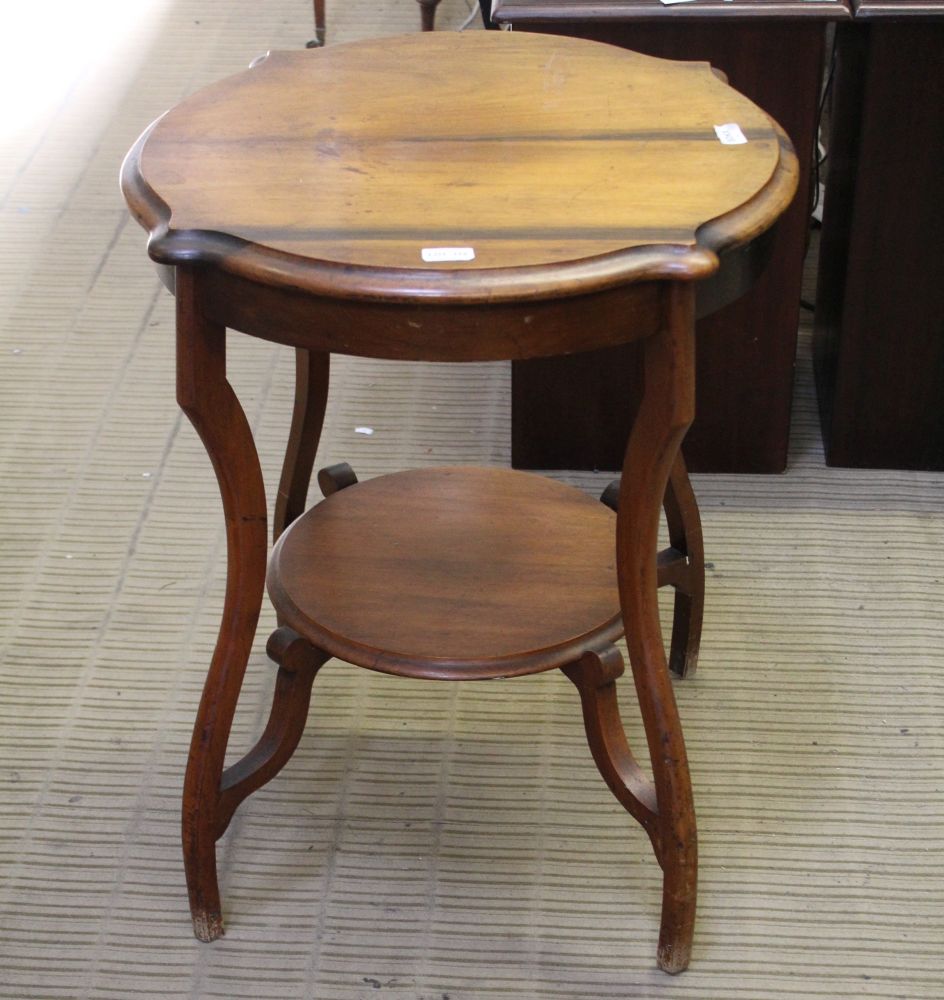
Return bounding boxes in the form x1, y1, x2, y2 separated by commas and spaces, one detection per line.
120, 35, 799, 306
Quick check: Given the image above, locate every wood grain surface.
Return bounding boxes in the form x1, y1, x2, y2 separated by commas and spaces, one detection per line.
267, 466, 624, 679
121, 31, 796, 302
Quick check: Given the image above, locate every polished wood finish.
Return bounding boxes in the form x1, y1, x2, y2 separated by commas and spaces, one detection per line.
269, 466, 625, 680
814, 12, 944, 469
123, 33, 792, 285
562, 646, 659, 855
562, 643, 691, 968
122, 31, 797, 971
614, 282, 697, 971
174, 269, 272, 942
603, 451, 704, 679
497, 1, 848, 473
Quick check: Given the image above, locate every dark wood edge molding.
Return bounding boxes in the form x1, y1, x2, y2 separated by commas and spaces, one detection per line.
853, 0, 944, 18
120, 132, 717, 303
266, 572, 626, 682
695, 126, 798, 253
492, 0, 852, 22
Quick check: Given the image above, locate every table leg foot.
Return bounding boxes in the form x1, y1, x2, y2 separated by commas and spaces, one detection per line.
657, 859, 697, 974
184, 793, 226, 942
192, 909, 225, 944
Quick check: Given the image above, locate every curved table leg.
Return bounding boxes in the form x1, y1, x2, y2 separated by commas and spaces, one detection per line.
662, 454, 705, 678
175, 269, 270, 942
273, 348, 329, 543
216, 628, 328, 839
600, 451, 705, 680
306, 0, 326, 47
617, 283, 698, 973
562, 645, 660, 854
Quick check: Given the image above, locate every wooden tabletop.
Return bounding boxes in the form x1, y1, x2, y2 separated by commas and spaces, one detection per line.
122, 31, 796, 304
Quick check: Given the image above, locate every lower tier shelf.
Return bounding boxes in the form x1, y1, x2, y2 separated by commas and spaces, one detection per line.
267, 466, 624, 680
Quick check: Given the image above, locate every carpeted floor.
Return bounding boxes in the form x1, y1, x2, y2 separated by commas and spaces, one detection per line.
1, 2, 942, 998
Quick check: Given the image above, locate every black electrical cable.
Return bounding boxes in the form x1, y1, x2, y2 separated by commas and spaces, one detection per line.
810, 36, 838, 221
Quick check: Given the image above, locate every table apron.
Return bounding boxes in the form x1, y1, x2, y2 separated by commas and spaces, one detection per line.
187, 266, 666, 363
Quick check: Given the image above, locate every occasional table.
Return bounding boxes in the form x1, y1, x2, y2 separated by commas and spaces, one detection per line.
121, 32, 796, 973
813, 0, 944, 469
493, 0, 850, 473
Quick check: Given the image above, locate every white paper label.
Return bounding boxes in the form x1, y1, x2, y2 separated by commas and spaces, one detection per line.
421, 247, 475, 262
660, 0, 697, 5
714, 123, 748, 145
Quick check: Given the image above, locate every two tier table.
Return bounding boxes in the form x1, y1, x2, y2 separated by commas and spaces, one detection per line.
121, 31, 796, 973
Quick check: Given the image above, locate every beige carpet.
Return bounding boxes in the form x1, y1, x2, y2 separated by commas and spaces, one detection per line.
1, 2, 942, 998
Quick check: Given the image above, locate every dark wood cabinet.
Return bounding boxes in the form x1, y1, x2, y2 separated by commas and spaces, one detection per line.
494, 0, 851, 473
813, 3, 944, 469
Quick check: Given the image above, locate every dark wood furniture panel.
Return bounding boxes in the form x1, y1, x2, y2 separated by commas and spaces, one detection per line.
498, 1, 849, 473
496, 0, 846, 19
813, 10, 944, 469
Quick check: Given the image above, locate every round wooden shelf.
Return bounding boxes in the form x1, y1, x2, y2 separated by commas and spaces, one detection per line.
267, 467, 624, 680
